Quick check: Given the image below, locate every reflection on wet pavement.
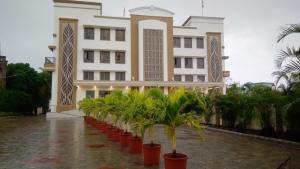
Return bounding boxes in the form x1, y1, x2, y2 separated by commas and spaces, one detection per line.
0, 116, 299, 169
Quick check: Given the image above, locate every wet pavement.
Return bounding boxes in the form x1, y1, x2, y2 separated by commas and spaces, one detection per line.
0, 115, 300, 169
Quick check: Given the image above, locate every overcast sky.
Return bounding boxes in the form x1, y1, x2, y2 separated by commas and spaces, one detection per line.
0, 0, 299, 84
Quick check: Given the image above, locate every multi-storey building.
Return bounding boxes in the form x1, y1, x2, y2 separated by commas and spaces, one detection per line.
0, 56, 7, 89
44, 0, 230, 112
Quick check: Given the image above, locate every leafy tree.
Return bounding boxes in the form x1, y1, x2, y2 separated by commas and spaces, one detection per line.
5, 63, 51, 114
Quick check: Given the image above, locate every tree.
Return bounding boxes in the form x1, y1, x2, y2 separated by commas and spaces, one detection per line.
274, 23, 300, 86
161, 88, 204, 155
5, 63, 51, 114
277, 24, 300, 43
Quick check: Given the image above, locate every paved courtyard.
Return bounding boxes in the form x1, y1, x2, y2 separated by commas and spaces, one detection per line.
0, 111, 300, 169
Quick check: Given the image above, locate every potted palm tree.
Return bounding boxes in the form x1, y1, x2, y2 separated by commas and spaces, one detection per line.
79, 98, 98, 127
142, 88, 167, 166
104, 90, 127, 141
162, 88, 204, 169
125, 90, 148, 154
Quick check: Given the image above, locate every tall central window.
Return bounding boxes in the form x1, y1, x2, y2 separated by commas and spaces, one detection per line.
143, 29, 163, 81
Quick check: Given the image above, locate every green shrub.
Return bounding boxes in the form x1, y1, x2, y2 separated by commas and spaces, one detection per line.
0, 89, 33, 113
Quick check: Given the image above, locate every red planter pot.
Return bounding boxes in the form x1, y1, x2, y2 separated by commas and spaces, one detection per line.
111, 129, 120, 141
164, 153, 188, 169
107, 126, 114, 138
129, 137, 143, 154
143, 144, 161, 166
101, 125, 108, 133
120, 132, 131, 147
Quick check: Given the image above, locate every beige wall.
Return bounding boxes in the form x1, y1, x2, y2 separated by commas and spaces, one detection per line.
56, 18, 78, 112
130, 15, 174, 81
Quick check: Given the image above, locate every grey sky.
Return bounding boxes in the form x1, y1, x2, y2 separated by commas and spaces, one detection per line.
0, 0, 299, 84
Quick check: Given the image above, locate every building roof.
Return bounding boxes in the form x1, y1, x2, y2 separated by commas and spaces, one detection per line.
53, 0, 101, 6
129, 5, 174, 17
182, 16, 225, 26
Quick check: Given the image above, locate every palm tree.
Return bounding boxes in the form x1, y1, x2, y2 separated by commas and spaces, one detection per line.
277, 23, 300, 43
273, 23, 300, 86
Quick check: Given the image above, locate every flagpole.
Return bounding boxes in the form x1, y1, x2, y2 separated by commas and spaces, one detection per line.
202, 0, 204, 16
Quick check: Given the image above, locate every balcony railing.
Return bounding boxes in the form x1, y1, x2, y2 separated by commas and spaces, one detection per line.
44, 57, 56, 72
45, 57, 56, 65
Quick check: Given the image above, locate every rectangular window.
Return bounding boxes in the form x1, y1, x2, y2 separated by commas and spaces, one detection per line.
99, 91, 111, 97
100, 51, 110, 63
185, 75, 193, 82
84, 27, 94, 40
84, 50, 94, 63
115, 29, 125, 41
174, 57, 181, 68
115, 72, 125, 81
173, 37, 181, 48
184, 37, 192, 48
174, 75, 182, 82
115, 52, 125, 64
185, 58, 193, 68
100, 28, 110, 40
197, 58, 204, 69
197, 37, 204, 48
100, 72, 110, 81
83, 71, 94, 80
86, 90, 95, 98
197, 75, 205, 82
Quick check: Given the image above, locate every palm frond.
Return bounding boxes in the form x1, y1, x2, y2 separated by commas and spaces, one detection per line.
275, 47, 300, 69
277, 24, 300, 43
283, 57, 300, 73
272, 71, 289, 86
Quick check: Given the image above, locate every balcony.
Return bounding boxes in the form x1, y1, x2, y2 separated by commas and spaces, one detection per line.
43, 57, 56, 72
223, 70, 230, 77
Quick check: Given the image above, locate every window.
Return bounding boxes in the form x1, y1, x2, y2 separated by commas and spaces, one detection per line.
197, 37, 204, 48
86, 90, 95, 98
115, 72, 125, 81
173, 37, 181, 48
100, 51, 110, 63
116, 29, 125, 41
185, 58, 193, 68
99, 91, 111, 97
84, 27, 94, 40
184, 37, 192, 48
115, 52, 125, 64
197, 58, 204, 69
174, 57, 181, 68
174, 75, 182, 82
100, 72, 110, 81
100, 28, 110, 40
84, 50, 94, 63
185, 75, 193, 82
83, 71, 94, 80
197, 75, 205, 82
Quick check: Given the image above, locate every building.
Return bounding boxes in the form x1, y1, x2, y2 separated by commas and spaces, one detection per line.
44, 0, 230, 112
0, 55, 7, 89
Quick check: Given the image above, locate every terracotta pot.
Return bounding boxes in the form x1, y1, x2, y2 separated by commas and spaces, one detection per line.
107, 126, 114, 138
120, 132, 131, 147
111, 129, 120, 141
143, 144, 161, 166
164, 153, 188, 169
129, 136, 143, 154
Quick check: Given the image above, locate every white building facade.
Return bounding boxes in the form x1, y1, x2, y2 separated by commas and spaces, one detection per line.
44, 0, 230, 112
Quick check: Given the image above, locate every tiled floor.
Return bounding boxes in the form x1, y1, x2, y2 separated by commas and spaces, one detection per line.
0, 115, 299, 169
